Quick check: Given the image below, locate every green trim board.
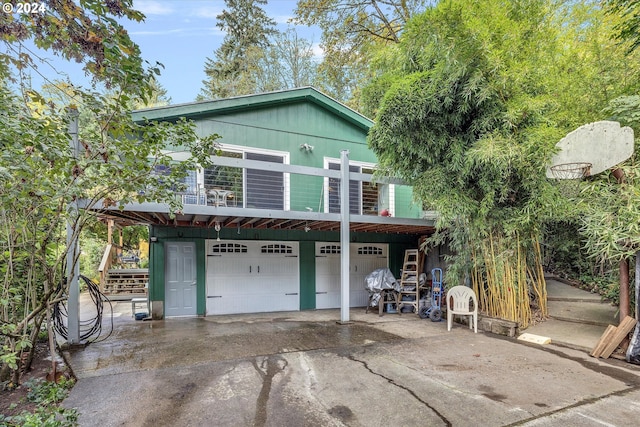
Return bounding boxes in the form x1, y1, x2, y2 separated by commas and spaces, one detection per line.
132, 87, 373, 132
299, 241, 316, 310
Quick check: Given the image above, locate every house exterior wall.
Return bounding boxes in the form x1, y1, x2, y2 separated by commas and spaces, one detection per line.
152, 96, 420, 218
194, 102, 375, 163
148, 225, 421, 316
193, 102, 378, 214
134, 88, 433, 317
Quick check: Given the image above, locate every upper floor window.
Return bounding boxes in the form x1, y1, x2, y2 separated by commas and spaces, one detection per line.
325, 161, 390, 216
183, 147, 289, 210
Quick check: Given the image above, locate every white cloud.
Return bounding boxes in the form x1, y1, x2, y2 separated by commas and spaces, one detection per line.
188, 6, 223, 19
311, 42, 324, 60
273, 14, 294, 25
135, 0, 174, 15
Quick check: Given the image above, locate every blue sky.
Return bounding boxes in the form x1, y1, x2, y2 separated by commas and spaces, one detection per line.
29, 0, 319, 105
129, 0, 319, 104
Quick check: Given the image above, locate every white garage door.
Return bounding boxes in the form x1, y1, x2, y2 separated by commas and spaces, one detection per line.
206, 240, 299, 315
315, 243, 388, 309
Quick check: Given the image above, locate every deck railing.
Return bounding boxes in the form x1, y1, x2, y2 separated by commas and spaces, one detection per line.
173, 155, 425, 220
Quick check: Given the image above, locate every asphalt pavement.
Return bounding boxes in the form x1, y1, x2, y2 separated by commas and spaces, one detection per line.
61, 279, 640, 427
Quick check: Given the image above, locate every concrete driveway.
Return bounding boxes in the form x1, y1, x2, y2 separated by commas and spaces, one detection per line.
62, 303, 640, 427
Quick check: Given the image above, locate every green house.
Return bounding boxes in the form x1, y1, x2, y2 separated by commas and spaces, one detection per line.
103, 87, 436, 319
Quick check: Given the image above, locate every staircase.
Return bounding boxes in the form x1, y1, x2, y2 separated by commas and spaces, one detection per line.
525, 277, 620, 351
103, 269, 149, 299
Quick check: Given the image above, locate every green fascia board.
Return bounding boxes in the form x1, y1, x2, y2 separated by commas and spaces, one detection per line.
132, 87, 373, 132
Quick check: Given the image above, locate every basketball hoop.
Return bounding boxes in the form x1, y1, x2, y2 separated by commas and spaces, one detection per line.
549, 162, 591, 198
549, 162, 592, 180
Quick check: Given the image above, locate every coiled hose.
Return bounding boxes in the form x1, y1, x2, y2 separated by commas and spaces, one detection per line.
52, 275, 113, 343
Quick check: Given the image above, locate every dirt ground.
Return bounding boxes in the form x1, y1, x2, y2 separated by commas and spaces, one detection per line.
0, 340, 70, 417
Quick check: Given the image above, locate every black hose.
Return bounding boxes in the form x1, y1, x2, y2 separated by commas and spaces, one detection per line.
52, 275, 113, 343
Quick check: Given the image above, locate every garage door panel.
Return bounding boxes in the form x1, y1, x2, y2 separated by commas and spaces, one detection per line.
350, 289, 369, 307
256, 257, 298, 277
315, 243, 388, 309
209, 256, 250, 276
208, 293, 299, 315
206, 240, 299, 315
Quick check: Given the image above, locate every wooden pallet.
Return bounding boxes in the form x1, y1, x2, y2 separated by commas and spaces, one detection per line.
590, 316, 637, 359
104, 268, 149, 295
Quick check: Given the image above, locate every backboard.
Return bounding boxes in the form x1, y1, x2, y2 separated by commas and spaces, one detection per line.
546, 121, 634, 179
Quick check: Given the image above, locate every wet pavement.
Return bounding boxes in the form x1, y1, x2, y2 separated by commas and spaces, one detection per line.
62, 281, 640, 427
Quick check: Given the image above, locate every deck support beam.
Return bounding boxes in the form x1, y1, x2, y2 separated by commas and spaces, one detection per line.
66, 109, 80, 344
340, 150, 350, 323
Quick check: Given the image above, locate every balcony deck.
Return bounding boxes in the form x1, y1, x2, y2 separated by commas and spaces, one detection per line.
96, 201, 435, 234
89, 156, 437, 235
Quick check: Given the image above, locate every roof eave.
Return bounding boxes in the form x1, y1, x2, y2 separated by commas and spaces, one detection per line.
131, 87, 373, 131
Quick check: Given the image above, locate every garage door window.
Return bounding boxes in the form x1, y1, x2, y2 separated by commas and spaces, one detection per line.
261, 244, 294, 254
358, 246, 384, 255
210, 243, 248, 254
319, 245, 341, 254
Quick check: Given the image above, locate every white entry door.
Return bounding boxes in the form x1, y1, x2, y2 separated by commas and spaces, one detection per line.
165, 242, 197, 317
206, 240, 299, 315
315, 243, 388, 309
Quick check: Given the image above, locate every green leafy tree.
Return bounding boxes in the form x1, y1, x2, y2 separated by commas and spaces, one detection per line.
133, 76, 171, 108
365, 0, 640, 326
0, 1, 218, 384
606, 0, 640, 53
199, 0, 277, 99
294, 0, 429, 106
575, 94, 640, 308
253, 27, 318, 93
545, 1, 640, 309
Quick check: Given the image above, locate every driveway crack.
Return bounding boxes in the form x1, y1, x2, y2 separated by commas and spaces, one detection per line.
347, 355, 452, 427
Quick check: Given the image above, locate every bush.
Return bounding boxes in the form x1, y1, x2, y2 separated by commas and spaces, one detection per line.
0, 378, 78, 427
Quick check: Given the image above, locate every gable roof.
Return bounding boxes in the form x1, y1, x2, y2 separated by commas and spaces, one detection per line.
131, 87, 373, 131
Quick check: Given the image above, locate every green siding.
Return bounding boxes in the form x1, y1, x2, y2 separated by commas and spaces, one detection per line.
196, 239, 206, 316
189, 102, 378, 215
394, 185, 422, 219
149, 240, 164, 303
133, 88, 373, 132
194, 103, 375, 164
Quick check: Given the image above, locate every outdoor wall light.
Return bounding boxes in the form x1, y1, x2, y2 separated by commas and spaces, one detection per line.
150, 237, 158, 243
215, 222, 221, 241
299, 143, 314, 153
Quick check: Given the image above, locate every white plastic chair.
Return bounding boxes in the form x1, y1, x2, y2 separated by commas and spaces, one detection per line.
446, 286, 478, 333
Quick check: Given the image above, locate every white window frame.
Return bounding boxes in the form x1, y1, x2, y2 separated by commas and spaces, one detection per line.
323, 157, 394, 216
165, 146, 291, 210
222, 144, 290, 211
